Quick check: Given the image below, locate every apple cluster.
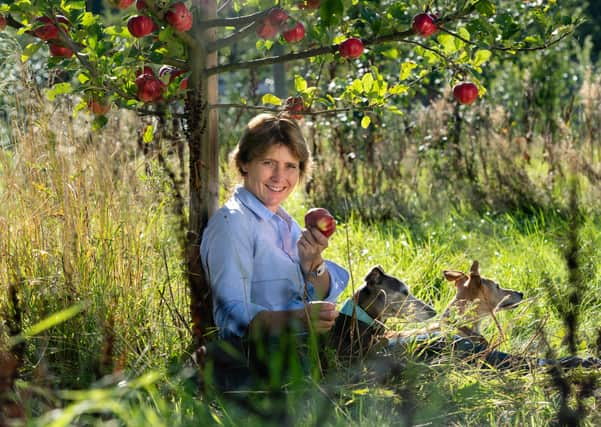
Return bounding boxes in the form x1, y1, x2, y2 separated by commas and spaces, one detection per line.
256, 7, 306, 44
135, 67, 165, 103
127, 1, 192, 37
30, 15, 74, 58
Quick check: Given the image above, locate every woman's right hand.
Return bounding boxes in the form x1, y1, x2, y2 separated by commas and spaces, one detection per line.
301, 301, 339, 333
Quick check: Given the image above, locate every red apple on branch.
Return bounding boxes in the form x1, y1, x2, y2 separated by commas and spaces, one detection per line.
135, 74, 165, 102
165, 2, 193, 32
285, 96, 304, 120
267, 7, 288, 26
257, 21, 279, 39
305, 208, 336, 237
48, 42, 73, 58
339, 38, 364, 58
32, 16, 70, 40
0, 14, 6, 31
453, 82, 479, 105
283, 22, 305, 43
136, 0, 146, 10
412, 13, 437, 37
127, 15, 155, 37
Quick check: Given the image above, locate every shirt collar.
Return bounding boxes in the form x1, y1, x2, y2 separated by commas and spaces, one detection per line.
234, 186, 293, 226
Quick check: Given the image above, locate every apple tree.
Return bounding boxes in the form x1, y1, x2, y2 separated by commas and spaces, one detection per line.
0, 0, 579, 355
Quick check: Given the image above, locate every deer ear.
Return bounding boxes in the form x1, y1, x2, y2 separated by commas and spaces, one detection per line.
365, 265, 384, 286
443, 270, 465, 282
469, 260, 480, 276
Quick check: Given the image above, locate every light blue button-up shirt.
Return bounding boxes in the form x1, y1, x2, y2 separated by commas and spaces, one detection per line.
201, 186, 349, 338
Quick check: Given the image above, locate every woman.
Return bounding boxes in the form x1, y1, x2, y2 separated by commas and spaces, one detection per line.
200, 113, 349, 341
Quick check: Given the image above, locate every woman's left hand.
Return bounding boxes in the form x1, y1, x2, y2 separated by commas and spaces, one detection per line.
298, 226, 328, 274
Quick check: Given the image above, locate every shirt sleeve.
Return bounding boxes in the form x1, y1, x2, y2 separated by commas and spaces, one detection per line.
200, 210, 266, 338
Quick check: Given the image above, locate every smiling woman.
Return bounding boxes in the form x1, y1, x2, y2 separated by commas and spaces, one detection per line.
200, 113, 349, 345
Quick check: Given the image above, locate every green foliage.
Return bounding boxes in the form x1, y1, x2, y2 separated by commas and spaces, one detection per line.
0, 0, 580, 125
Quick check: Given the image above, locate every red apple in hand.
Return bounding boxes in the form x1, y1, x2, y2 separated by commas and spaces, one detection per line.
339, 38, 364, 59
127, 15, 155, 37
304, 208, 336, 238
165, 2, 193, 32
412, 13, 437, 37
453, 82, 479, 105
283, 22, 305, 43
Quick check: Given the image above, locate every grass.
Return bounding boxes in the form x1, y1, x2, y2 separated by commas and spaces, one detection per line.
2, 93, 601, 426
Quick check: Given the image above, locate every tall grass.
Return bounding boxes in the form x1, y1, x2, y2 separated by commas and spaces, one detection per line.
2, 58, 601, 427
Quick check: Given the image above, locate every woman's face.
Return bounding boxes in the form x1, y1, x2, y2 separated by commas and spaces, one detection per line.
242, 144, 300, 212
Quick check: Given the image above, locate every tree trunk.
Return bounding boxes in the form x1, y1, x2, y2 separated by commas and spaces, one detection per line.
187, 0, 219, 356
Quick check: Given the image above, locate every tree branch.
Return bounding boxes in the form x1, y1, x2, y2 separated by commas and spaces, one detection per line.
205, 44, 338, 76
204, 29, 449, 76
201, 10, 268, 28
207, 21, 258, 53
439, 26, 573, 53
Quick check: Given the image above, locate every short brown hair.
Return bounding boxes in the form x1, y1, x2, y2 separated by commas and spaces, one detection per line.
231, 113, 312, 181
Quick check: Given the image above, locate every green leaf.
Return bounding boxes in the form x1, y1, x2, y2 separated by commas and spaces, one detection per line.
295, 75, 308, 92
350, 78, 363, 94
21, 42, 42, 62
389, 84, 408, 95
399, 61, 417, 81
458, 27, 471, 42
438, 33, 457, 55
474, 0, 496, 17
362, 73, 374, 93
46, 82, 73, 101
473, 49, 492, 66
143, 124, 154, 144
61, 0, 86, 11
262, 93, 281, 106
77, 73, 90, 84
381, 48, 398, 59
361, 115, 371, 129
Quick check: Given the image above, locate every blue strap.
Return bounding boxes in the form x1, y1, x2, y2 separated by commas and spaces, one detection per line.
339, 298, 376, 326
